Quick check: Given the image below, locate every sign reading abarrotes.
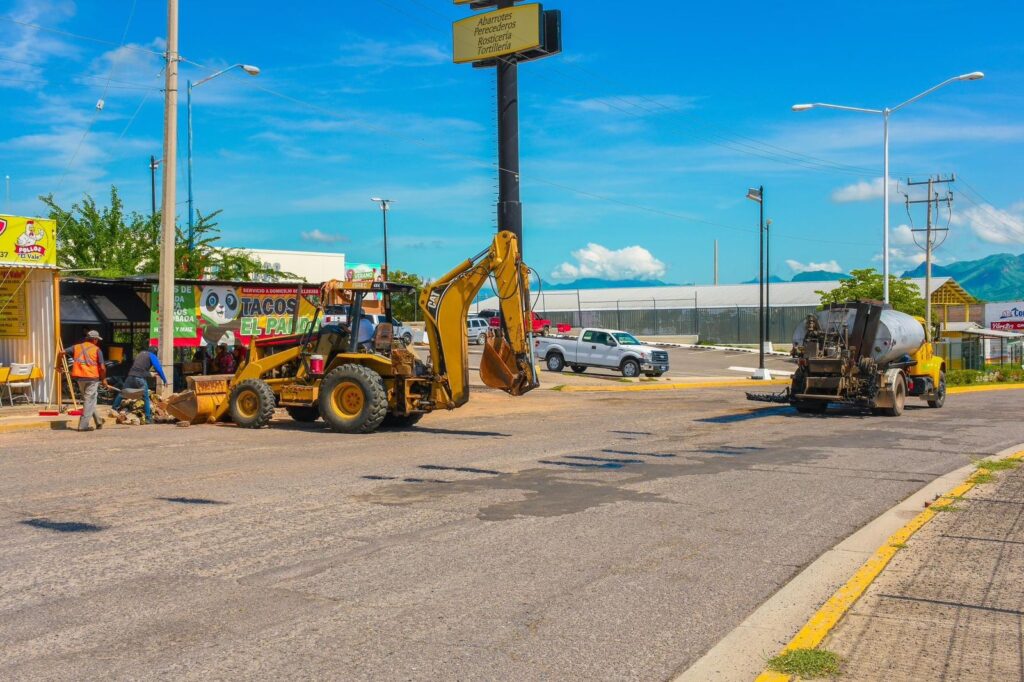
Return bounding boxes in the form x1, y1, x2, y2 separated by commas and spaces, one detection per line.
453, 3, 542, 64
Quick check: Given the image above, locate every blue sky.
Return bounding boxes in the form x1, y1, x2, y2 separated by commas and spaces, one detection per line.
2, 0, 1023, 283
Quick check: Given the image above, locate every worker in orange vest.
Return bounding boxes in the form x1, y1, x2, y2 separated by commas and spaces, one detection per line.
67, 330, 110, 432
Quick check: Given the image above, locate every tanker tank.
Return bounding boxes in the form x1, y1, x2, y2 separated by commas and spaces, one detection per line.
794, 307, 925, 365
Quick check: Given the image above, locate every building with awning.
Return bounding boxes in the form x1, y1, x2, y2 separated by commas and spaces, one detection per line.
0, 215, 58, 403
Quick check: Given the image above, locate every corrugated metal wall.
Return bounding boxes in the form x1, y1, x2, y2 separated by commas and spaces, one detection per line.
0, 268, 57, 403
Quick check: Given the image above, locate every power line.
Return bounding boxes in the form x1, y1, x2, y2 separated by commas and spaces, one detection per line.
0, 14, 163, 58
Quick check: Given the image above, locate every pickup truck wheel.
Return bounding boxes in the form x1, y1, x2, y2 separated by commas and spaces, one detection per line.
229, 379, 276, 429
621, 358, 640, 378
927, 373, 946, 408
402, 332, 413, 346
319, 364, 388, 433
571, 364, 586, 374
546, 353, 565, 372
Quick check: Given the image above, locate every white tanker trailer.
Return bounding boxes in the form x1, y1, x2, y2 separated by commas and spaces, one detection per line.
759, 300, 946, 416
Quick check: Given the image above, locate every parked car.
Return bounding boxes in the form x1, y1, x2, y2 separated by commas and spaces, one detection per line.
467, 317, 491, 345
534, 328, 670, 378
321, 305, 415, 345
472, 309, 569, 336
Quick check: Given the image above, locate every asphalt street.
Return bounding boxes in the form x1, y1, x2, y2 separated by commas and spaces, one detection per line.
2, 386, 1023, 680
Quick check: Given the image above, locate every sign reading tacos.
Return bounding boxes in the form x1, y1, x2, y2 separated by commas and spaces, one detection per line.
150, 283, 322, 347
0, 215, 57, 267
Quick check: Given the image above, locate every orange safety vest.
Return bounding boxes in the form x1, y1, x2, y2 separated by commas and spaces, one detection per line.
71, 343, 101, 379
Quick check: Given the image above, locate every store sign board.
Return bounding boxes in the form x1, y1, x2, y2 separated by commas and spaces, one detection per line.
149, 283, 322, 347
453, 3, 542, 64
0, 215, 57, 267
985, 301, 1024, 332
0, 268, 29, 337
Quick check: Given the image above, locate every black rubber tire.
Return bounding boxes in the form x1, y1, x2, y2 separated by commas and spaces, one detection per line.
477, 333, 487, 346
794, 401, 828, 414
546, 353, 565, 372
318, 364, 388, 434
928, 372, 946, 408
229, 379, 277, 429
285, 405, 320, 422
621, 358, 640, 378
402, 332, 413, 346
571, 364, 586, 374
381, 412, 424, 429
883, 375, 907, 417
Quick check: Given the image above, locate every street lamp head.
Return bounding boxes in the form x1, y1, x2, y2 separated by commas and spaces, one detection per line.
240, 64, 260, 76
371, 197, 383, 203
791, 103, 814, 112
958, 71, 984, 81
746, 188, 763, 203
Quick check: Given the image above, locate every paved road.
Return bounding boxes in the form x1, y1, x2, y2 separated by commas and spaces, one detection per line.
2, 387, 1023, 680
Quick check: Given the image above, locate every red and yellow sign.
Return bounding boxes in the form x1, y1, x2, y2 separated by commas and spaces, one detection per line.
0, 215, 57, 268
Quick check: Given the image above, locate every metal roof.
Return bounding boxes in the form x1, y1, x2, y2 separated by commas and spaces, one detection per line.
1, 262, 58, 270
477, 278, 952, 311
962, 328, 1024, 339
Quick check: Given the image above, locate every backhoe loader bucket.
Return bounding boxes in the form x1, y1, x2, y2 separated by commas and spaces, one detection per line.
480, 335, 536, 396
165, 375, 233, 424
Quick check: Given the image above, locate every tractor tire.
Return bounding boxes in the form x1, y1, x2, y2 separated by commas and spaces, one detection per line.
229, 379, 276, 429
318, 364, 388, 434
285, 405, 320, 423
621, 358, 640, 378
928, 372, 946, 408
571, 364, 586, 374
882, 374, 907, 417
381, 412, 424, 429
546, 353, 565, 372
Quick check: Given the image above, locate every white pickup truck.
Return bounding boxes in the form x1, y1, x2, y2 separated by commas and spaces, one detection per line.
534, 328, 670, 378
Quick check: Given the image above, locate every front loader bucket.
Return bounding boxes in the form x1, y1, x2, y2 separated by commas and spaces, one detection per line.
480, 335, 536, 397
165, 375, 233, 424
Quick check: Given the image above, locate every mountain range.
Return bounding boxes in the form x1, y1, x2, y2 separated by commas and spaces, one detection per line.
902, 252, 1024, 302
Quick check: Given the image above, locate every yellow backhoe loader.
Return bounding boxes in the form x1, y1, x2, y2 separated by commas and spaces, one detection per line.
167, 231, 538, 433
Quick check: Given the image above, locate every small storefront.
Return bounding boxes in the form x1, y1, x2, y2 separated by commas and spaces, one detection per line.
0, 215, 59, 404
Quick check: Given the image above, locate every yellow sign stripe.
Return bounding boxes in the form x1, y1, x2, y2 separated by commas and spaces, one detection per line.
755, 449, 1024, 681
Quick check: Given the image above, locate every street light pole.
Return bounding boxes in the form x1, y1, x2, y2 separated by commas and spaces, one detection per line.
792, 71, 983, 305
746, 186, 770, 379
370, 198, 393, 278
157, 0, 180, 397
186, 64, 260, 251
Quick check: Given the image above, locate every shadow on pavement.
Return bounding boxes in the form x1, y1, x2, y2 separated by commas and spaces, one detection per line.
156, 497, 228, 505
19, 518, 105, 533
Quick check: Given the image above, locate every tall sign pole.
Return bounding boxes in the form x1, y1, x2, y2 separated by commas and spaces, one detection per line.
158, 0, 180, 396
453, 0, 562, 256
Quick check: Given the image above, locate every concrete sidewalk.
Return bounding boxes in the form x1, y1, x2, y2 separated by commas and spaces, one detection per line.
824, 459, 1024, 680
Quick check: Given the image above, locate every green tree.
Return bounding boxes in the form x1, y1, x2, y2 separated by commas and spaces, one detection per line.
42, 187, 295, 281
816, 268, 926, 316
386, 269, 427, 321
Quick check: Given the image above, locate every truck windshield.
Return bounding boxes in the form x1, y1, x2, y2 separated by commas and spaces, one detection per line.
612, 332, 641, 345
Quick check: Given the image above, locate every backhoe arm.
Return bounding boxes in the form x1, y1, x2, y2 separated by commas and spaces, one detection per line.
420, 230, 539, 407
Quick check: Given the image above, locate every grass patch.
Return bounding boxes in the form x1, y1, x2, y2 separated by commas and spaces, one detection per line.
948, 367, 1024, 386
931, 504, 961, 512
550, 385, 566, 392
976, 457, 1021, 472
890, 542, 907, 549
766, 648, 842, 678
971, 471, 995, 485
640, 377, 659, 382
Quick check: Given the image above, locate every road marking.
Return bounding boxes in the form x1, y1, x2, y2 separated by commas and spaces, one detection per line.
557, 378, 789, 393
947, 382, 1024, 394
727, 366, 794, 377
754, 448, 1024, 682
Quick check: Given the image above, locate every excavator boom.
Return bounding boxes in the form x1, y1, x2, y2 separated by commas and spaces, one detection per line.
420, 230, 539, 407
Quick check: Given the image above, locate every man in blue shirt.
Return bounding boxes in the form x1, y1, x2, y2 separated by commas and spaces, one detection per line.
112, 349, 167, 424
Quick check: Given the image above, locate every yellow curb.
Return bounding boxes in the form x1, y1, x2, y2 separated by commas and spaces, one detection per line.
948, 382, 1024, 394
557, 378, 789, 393
756, 448, 1024, 682
0, 418, 72, 434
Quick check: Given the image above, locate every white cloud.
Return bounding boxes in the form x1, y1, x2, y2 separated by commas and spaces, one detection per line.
301, 229, 347, 244
564, 95, 700, 116
0, 0, 78, 89
951, 202, 1024, 244
551, 243, 666, 281
336, 38, 448, 68
831, 177, 901, 203
785, 259, 844, 275
891, 223, 917, 246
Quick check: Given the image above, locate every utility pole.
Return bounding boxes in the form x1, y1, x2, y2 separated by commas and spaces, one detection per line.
713, 240, 719, 286
905, 174, 954, 341
157, 0, 180, 396
149, 156, 160, 218
496, 0, 522, 251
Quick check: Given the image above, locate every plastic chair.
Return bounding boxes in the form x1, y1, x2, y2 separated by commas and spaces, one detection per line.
5, 362, 34, 405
